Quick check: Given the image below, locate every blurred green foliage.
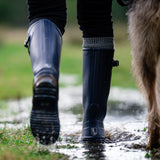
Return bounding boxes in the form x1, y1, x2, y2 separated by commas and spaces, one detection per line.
0, 0, 127, 26
0, 0, 28, 26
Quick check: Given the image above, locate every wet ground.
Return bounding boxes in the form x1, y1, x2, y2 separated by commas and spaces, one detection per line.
0, 75, 152, 160
0, 86, 151, 159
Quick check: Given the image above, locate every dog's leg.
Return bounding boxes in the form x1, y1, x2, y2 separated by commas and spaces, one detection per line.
133, 49, 160, 149
128, 3, 160, 148
132, 44, 160, 149
132, 35, 160, 149
150, 56, 160, 149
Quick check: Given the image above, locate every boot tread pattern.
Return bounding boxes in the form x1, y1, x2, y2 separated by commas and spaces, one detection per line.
30, 81, 59, 145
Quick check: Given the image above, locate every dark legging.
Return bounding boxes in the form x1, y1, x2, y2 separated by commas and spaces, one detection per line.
27, 0, 113, 37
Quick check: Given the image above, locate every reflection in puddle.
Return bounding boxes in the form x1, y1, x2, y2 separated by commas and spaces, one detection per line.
83, 142, 106, 160
0, 86, 150, 159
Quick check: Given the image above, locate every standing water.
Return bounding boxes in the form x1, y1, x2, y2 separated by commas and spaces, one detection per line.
0, 74, 152, 160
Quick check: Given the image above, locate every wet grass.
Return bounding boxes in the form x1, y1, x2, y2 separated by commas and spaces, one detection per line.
0, 127, 68, 160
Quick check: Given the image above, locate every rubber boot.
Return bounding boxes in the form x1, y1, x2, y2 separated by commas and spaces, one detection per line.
82, 48, 118, 142
25, 19, 62, 145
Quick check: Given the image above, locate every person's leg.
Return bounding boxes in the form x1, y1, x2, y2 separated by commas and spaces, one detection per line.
25, 0, 66, 145
77, 0, 118, 142
77, 0, 113, 37
27, 0, 66, 34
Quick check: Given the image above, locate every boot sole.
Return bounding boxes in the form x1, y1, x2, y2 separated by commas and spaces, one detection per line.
30, 82, 60, 145
81, 137, 105, 143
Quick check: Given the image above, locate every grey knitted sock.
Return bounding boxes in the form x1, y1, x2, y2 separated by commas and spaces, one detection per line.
83, 37, 114, 49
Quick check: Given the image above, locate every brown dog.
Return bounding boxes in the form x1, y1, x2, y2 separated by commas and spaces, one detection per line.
127, 0, 160, 149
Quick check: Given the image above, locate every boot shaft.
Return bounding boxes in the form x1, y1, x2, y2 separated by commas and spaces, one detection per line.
25, 19, 62, 82
83, 48, 117, 122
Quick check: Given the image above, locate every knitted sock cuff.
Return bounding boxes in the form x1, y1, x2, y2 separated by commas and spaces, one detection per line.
83, 37, 114, 49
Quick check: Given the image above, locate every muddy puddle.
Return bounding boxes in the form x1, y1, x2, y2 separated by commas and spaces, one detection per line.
0, 82, 152, 160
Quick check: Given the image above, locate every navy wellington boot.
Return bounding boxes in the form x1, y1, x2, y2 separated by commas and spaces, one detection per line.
82, 48, 118, 142
25, 19, 62, 145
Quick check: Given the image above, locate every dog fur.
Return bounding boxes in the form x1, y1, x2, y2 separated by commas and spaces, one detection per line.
127, 0, 160, 148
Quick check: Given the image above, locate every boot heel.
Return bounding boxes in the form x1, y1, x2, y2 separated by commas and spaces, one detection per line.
82, 120, 105, 142
31, 81, 60, 145
34, 83, 57, 99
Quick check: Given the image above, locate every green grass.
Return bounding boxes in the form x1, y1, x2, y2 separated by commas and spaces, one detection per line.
0, 127, 68, 160
0, 43, 32, 99
0, 23, 137, 99
60, 42, 83, 78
